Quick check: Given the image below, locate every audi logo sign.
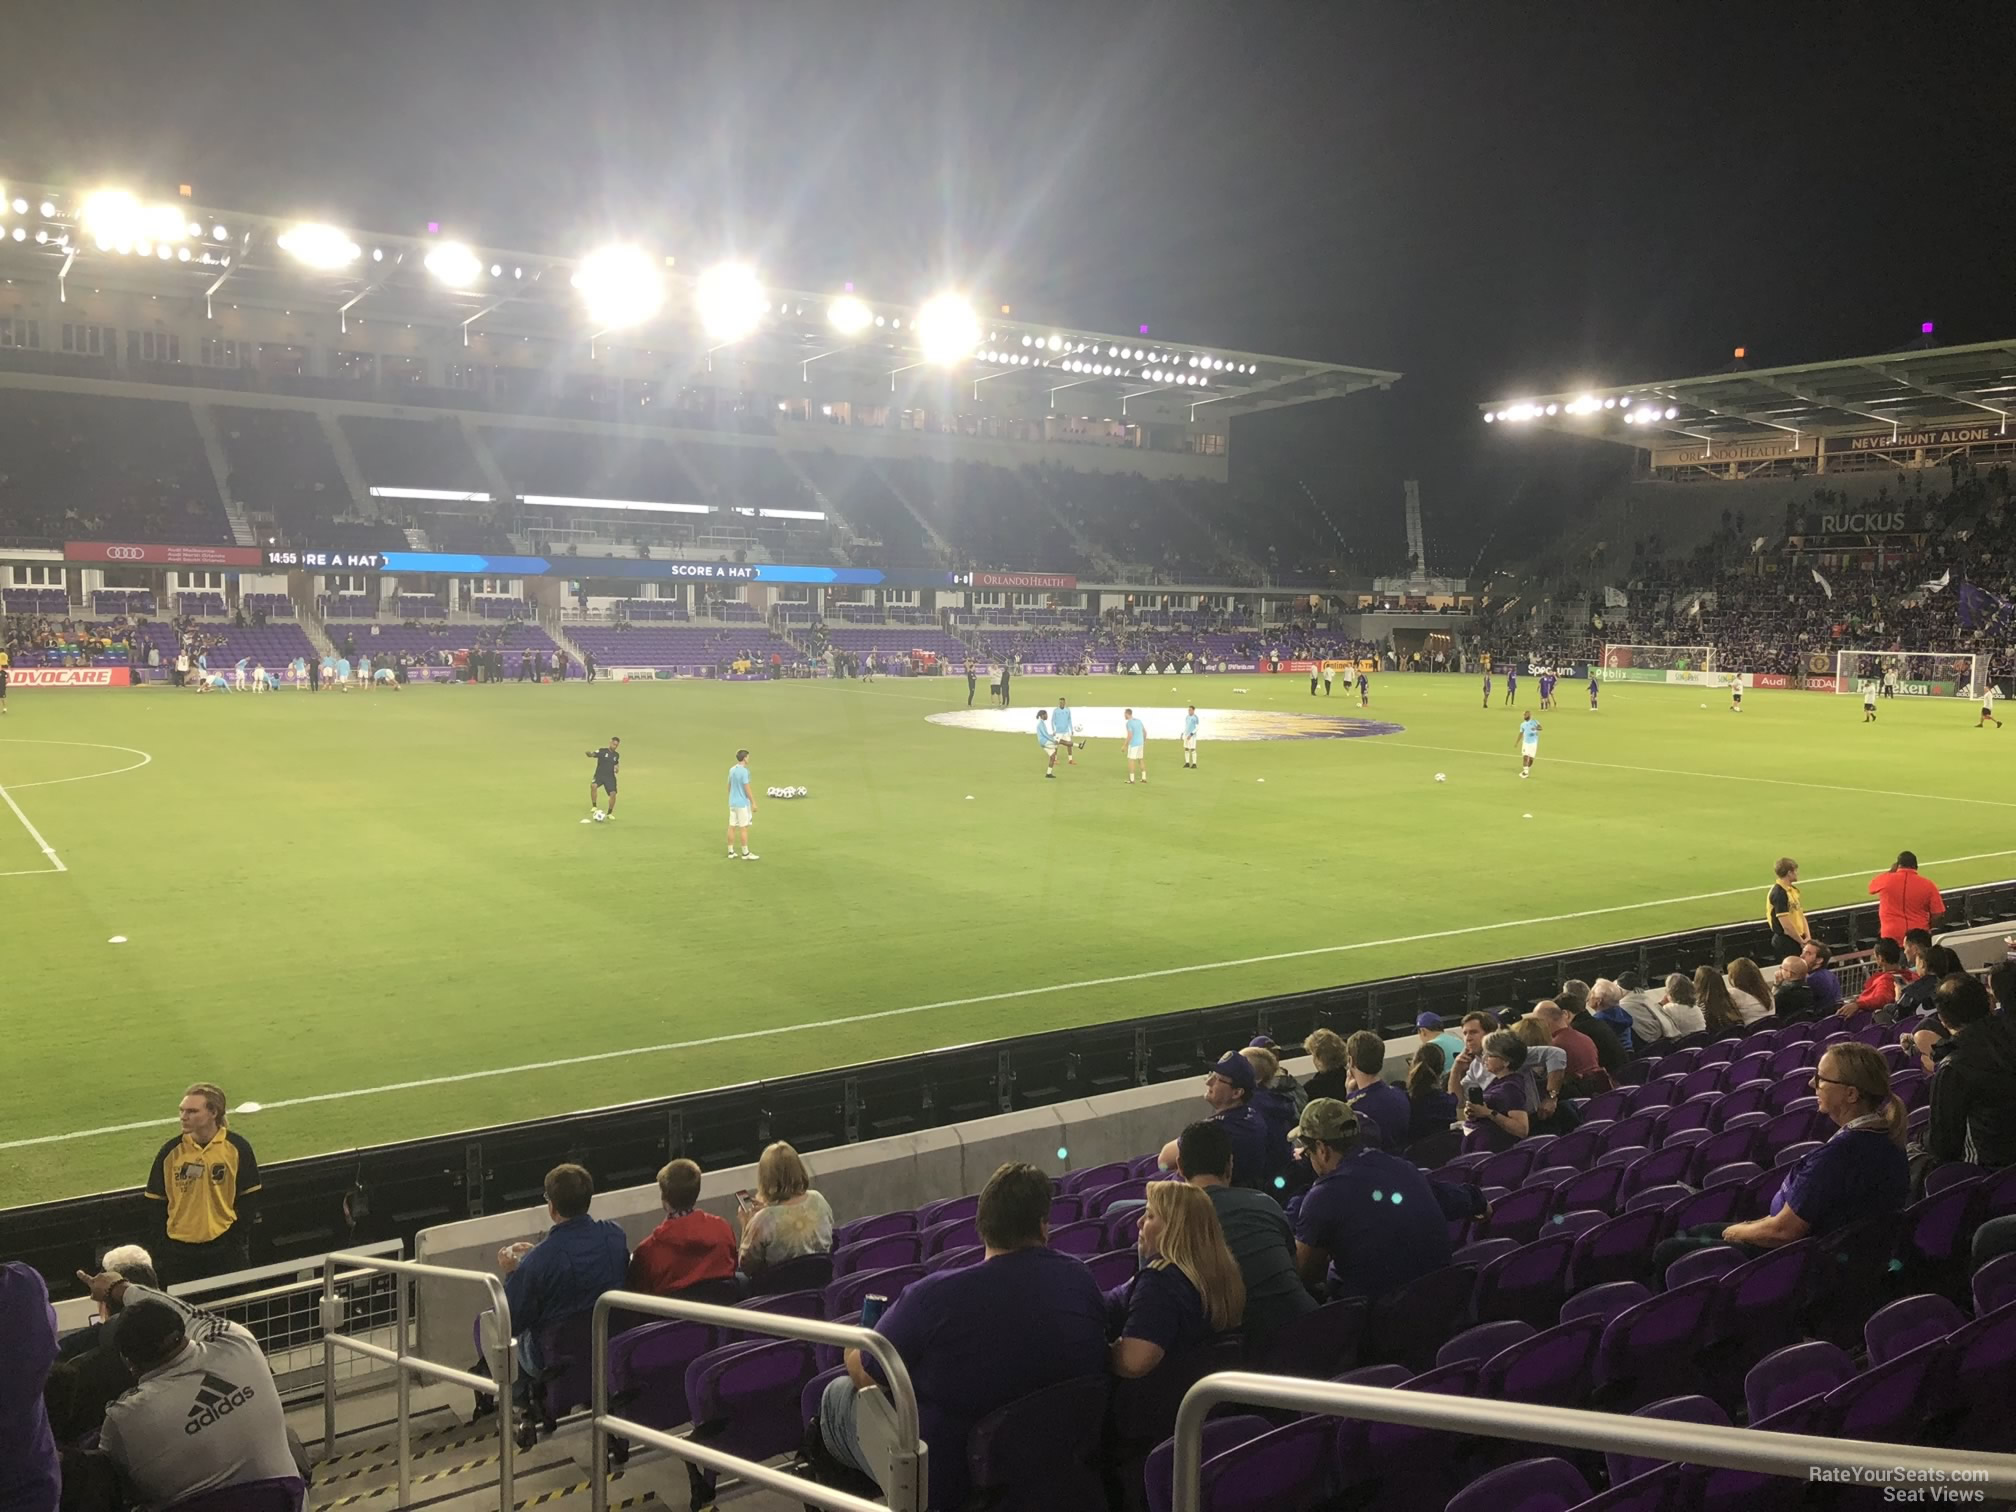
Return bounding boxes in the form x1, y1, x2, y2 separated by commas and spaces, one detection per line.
106, 546, 147, 561
64, 541, 265, 566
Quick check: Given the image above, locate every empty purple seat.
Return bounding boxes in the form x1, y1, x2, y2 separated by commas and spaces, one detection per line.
1577, 1088, 1633, 1124
1437, 1319, 1536, 1367
1049, 1218, 1108, 1256
607, 1317, 718, 1433
1364, 1264, 1479, 1372
1479, 1315, 1605, 1407
1974, 1254, 2016, 1316
922, 1214, 982, 1255
1086, 1249, 1138, 1290
1446, 1456, 1589, 1512
1745, 1339, 1854, 1422
1763, 1070, 1814, 1114
1059, 1160, 1132, 1194
1476, 1145, 1539, 1189
1551, 1164, 1625, 1217
1657, 1048, 1704, 1078
1549, 1210, 1608, 1239
1660, 1095, 1718, 1136
1106, 1206, 1145, 1249
1662, 1244, 1744, 1290
685, 1338, 819, 1463
1619, 1145, 1694, 1199
1085, 1180, 1149, 1216
1475, 1234, 1575, 1329
1592, 1279, 1722, 1411
1676, 1066, 1725, 1101
1767, 1043, 1816, 1079
1714, 1240, 1818, 1386
1660, 1185, 1744, 1236
1623, 1183, 1693, 1216
823, 1264, 925, 1322
1595, 1144, 1649, 1170
1570, 1209, 1665, 1288
1452, 1237, 1519, 1267
832, 1231, 924, 1275
1711, 1083, 1773, 1126
1943, 1302, 2016, 1452
1603, 1394, 1729, 1488
1923, 1163, 1985, 1196
1771, 1140, 1823, 1168
1728, 1050, 1775, 1085
1478, 1184, 1557, 1245
1623, 1079, 1678, 1114
965, 1374, 1110, 1512
1143, 1415, 1271, 1512
1825, 1335, 1946, 1446
1755, 1107, 1826, 1165
1897, 1181, 1983, 1296
1561, 1280, 1651, 1326
1522, 1165, 1578, 1191
917, 1193, 980, 1228
924, 1244, 984, 1273
1332, 1360, 1479, 1507
1600, 1112, 1666, 1151
1536, 1127, 1606, 1170
1192, 1412, 1338, 1512
1127, 1153, 1165, 1178
1699, 1039, 1740, 1066
1699, 1158, 1760, 1191
1864, 1293, 1966, 1365
1049, 1193, 1088, 1225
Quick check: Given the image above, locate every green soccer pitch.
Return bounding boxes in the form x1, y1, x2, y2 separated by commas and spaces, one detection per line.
2, 671, 2005, 1205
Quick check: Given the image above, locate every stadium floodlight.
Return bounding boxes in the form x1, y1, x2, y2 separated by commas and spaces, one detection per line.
1664, 407, 1679, 419
1045, 334, 1062, 351
176, 246, 189, 261
10, 227, 24, 243
212, 224, 228, 241
423, 240, 484, 288
916, 292, 981, 365
41, 202, 57, 219
81, 189, 187, 248
572, 244, 664, 328
695, 261, 767, 343
1484, 411, 1496, 423
9, 198, 25, 215
277, 222, 361, 270
828, 294, 873, 334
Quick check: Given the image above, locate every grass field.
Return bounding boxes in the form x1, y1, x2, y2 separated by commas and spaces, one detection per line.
4, 670, 2008, 1206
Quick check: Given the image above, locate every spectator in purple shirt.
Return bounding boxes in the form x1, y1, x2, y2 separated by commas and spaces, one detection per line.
1802, 939, 1844, 1016
1463, 1033, 1535, 1152
1341, 1031, 1411, 1152
1106, 1182, 1245, 1378
1291, 1098, 1470, 1301
0, 1262, 59, 1512
1158, 1052, 1272, 1190
814, 1163, 1106, 1509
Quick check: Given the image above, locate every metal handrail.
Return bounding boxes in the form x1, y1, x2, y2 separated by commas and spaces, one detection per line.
321, 1251, 515, 1511
1169, 1372, 2016, 1512
589, 1289, 928, 1512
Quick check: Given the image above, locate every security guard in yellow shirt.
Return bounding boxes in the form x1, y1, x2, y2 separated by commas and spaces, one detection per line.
144, 1083, 261, 1282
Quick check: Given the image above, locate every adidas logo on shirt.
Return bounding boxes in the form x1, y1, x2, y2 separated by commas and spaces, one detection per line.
185, 1371, 255, 1434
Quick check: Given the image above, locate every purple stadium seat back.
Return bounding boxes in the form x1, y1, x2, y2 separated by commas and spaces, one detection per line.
1143, 1415, 1272, 1512
1364, 1264, 1479, 1372
608, 1318, 719, 1432
1087, 1180, 1150, 1216
1898, 1183, 1985, 1293
1537, 1127, 1605, 1170
1573, 1464, 1690, 1512
1744, 1340, 1854, 1423
1756, 1108, 1826, 1166
1660, 1097, 1717, 1136
1592, 1280, 1722, 1410
1479, 1315, 1605, 1407
965, 1374, 1111, 1512
1620, 1145, 1694, 1199
1624, 1184, 1693, 1216
1335, 1360, 1479, 1505
1560, 1280, 1651, 1327
1711, 1084, 1773, 1127
1923, 1163, 1984, 1196
1049, 1218, 1109, 1256
1604, 1396, 1729, 1489
823, 1265, 926, 1322
1444, 1455, 1590, 1512
685, 1338, 820, 1462
1764, 1071, 1814, 1114
1864, 1294, 1966, 1366
1660, 1186, 1744, 1237
1624, 1080, 1678, 1115
1767, 1044, 1816, 1080
1945, 1303, 2016, 1453
1453, 1237, 1519, 1268
1824, 1336, 1946, 1445
1049, 1194, 1088, 1226
1658, 1048, 1704, 1078
721, 1287, 824, 1339
1437, 1319, 1536, 1368
1578, 1089, 1633, 1125
1476, 1145, 1538, 1190
1550, 1164, 1625, 1219
1523, 1165, 1578, 1191
1548, 1210, 1609, 1239
1699, 1039, 1740, 1067
1771, 1141, 1823, 1169
1677, 1067, 1725, 1102
1699, 1159, 1760, 1191
1729, 1050, 1776, 1086
922, 1214, 982, 1255
1128, 1153, 1166, 1179
1737, 1163, 1787, 1218
530, 1311, 597, 1421
1805, 1215, 1907, 1350
1059, 1160, 1132, 1195
923, 1244, 984, 1274
1085, 1249, 1139, 1290
1476, 1234, 1575, 1328
1480, 1184, 1556, 1245
1254, 1298, 1367, 1379
1194, 1414, 1338, 1512
1106, 1205, 1146, 1249
1570, 1208, 1665, 1289
1661, 1245, 1743, 1291
1973, 1254, 2016, 1317
1595, 1145, 1650, 1171
916, 1193, 980, 1228
831, 1210, 917, 1251
160, 1479, 305, 1512
1601, 1112, 1665, 1151
832, 1231, 924, 1276
1615, 1058, 1654, 1087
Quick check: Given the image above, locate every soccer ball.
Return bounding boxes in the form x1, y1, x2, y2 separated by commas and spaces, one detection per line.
1434, 772, 1446, 783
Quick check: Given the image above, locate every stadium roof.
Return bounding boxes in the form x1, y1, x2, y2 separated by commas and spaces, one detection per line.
0, 178, 1399, 419
1478, 339, 2016, 448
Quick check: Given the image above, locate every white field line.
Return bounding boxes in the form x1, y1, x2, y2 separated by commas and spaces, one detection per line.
9, 843, 2016, 1152
0, 777, 64, 876
0, 740, 155, 790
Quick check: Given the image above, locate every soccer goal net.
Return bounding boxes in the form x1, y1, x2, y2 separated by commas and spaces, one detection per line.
1834, 649, 1985, 698
1598, 644, 1717, 684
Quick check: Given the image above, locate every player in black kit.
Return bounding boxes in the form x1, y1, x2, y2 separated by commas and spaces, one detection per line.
583, 737, 620, 823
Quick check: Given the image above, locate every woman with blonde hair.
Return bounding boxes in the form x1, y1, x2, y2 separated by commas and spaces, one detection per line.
736, 1140, 834, 1281
1107, 1182, 1244, 1378
1302, 1028, 1352, 1101
1693, 966, 1745, 1037
1653, 1041, 1909, 1278
1725, 958, 1773, 1025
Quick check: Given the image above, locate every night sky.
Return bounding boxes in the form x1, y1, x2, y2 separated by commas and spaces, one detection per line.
7, 1, 2014, 570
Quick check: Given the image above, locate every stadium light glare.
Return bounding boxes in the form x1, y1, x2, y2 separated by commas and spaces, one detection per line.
10, 227, 24, 243
277, 222, 361, 270
1602, 397, 1616, 409
81, 190, 187, 247
212, 224, 227, 241
695, 261, 768, 343
1664, 406, 1679, 419
1484, 411, 1496, 423
916, 292, 981, 365
423, 240, 484, 288
41, 202, 57, 219
9, 197, 25, 215
1045, 334, 1062, 351
34, 229, 47, 244
176, 246, 189, 261
572, 244, 664, 328
1545, 403, 1559, 416
186, 220, 203, 238
827, 294, 873, 334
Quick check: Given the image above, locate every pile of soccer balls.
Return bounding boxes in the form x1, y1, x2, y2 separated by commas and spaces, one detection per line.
765, 785, 811, 799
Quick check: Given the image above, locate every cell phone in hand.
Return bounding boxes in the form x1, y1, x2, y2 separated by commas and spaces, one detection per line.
1466, 1086, 1485, 1104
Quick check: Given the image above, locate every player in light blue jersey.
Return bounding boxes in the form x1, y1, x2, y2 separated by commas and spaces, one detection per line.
1050, 696, 1079, 765
727, 748, 758, 859
358, 653, 373, 688
374, 666, 401, 689
1181, 705, 1200, 769
335, 657, 352, 691
1517, 711, 1541, 778
1124, 707, 1148, 784
1482, 672, 1492, 708
234, 656, 250, 691
1036, 710, 1059, 779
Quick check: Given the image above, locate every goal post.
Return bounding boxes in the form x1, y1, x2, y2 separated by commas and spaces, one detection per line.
1834, 649, 1985, 698
1599, 644, 1717, 684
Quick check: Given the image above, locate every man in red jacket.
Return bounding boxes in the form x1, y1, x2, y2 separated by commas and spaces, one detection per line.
1868, 852, 1944, 944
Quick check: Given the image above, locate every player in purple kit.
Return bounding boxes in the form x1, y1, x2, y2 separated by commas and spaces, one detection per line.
1538, 670, 1555, 709
1504, 668, 1518, 706
1588, 672, 1599, 710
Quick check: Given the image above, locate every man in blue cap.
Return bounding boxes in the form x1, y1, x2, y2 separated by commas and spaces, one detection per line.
1158, 1051, 1273, 1190
1414, 1013, 1464, 1069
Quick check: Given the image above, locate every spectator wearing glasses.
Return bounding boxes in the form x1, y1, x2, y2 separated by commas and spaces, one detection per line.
1654, 1043, 1908, 1276
1158, 1052, 1271, 1190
